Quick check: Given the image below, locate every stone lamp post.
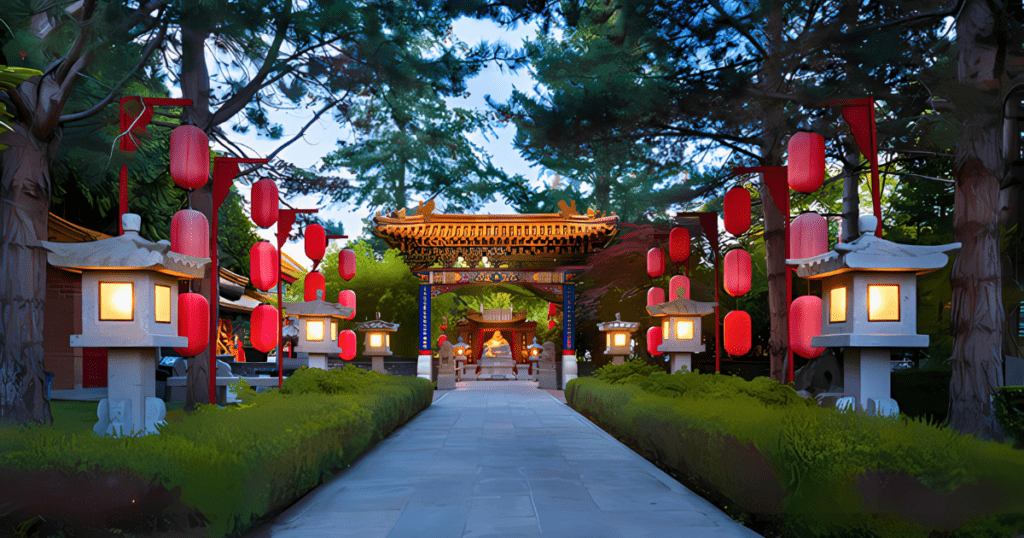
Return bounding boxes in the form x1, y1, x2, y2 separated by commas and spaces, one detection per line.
596, 313, 640, 365
282, 296, 353, 370
788, 215, 960, 416
646, 297, 718, 374
355, 312, 400, 373
41, 214, 210, 436
526, 337, 543, 381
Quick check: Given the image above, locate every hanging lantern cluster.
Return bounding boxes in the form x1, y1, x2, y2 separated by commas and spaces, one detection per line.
722, 180, 753, 355
546, 302, 558, 331
248, 173, 280, 355
786, 131, 828, 360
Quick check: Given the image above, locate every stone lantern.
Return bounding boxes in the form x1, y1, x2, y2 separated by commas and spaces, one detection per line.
596, 313, 640, 365
41, 214, 209, 436
354, 312, 400, 373
282, 296, 353, 370
647, 297, 717, 373
526, 337, 543, 381
788, 215, 960, 416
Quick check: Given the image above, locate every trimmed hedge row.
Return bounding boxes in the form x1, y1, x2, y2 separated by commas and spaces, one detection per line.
0, 366, 433, 537
567, 365, 1024, 538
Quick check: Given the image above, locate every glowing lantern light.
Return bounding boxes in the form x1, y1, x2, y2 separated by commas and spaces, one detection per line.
790, 295, 825, 358
250, 304, 278, 353
338, 289, 356, 320
724, 187, 751, 236
305, 224, 326, 262
438, 334, 448, 347
790, 212, 829, 260
169, 126, 210, 190
723, 310, 752, 356
669, 275, 690, 301
548, 302, 557, 319
647, 287, 665, 307
787, 132, 826, 193
170, 209, 209, 259
647, 326, 664, 357
174, 292, 209, 356
669, 227, 690, 263
251, 179, 279, 228
304, 271, 325, 302
647, 248, 665, 278
249, 241, 278, 291
340, 330, 357, 360
339, 249, 356, 281
548, 319, 556, 330
723, 249, 752, 297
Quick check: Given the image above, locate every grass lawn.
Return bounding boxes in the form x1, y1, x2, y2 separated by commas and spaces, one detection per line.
48, 400, 186, 432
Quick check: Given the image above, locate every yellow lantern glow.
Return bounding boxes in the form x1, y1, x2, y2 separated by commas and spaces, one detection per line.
830, 287, 847, 322
154, 284, 171, 323
331, 320, 338, 340
386, 333, 390, 347
613, 333, 627, 347
369, 333, 383, 348
675, 319, 695, 340
306, 320, 325, 341
662, 320, 670, 339
867, 284, 900, 321
605, 333, 611, 348
99, 282, 134, 321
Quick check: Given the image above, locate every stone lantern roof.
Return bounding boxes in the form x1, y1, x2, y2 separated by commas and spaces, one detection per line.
282, 299, 353, 319
646, 297, 717, 317
41, 213, 209, 277
596, 312, 640, 332
355, 312, 400, 332
788, 232, 960, 280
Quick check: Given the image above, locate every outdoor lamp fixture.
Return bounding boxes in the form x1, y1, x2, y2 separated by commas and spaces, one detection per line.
647, 295, 717, 374
42, 213, 210, 437
596, 313, 640, 366
355, 312, 400, 373
527, 337, 542, 358
788, 215, 960, 417
282, 296, 353, 371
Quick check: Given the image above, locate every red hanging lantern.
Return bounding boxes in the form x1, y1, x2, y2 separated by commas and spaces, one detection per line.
249, 241, 278, 292
250, 304, 279, 353
338, 289, 356, 320
787, 132, 826, 193
790, 212, 829, 260
170, 209, 209, 259
169, 126, 210, 190
724, 187, 751, 236
723, 249, 752, 297
723, 310, 752, 356
647, 247, 665, 278
338, 249, 356, 281
340, 330, 357, 360
790, 295, 825, 359
304, 271, 326, 302
647, 326, 663, 357
548, 319, 556, 330
438, 334, 448, 347
547, 302, 557, 319
251, 179, 279, 228
174, 292, 209, 357
669, 275, 690, 301
647, 287, 665, 307
304, 224, 326, 262
669, 227, 690, 263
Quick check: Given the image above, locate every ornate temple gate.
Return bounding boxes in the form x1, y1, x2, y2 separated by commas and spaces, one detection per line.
373, 201, 617, 388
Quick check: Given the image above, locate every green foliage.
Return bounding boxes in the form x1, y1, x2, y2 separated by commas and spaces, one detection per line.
280, 365, 389, 395
993, 386, 1024, 447
0, 65, 40, 147
217, 186, 262, 278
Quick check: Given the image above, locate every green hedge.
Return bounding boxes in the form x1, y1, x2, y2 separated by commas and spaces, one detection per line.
0, 366, 433, 537
993, 386, 1024, 447
567, 366, 1024, 538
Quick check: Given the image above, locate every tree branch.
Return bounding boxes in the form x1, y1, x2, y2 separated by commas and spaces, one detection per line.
235, 94, 350, 177
55, 0, 99, 85
708, 0, 768, 58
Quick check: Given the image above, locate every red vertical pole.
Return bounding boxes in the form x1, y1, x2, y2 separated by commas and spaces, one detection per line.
278, 245, 284, 389
119, 165, 128, 235
210, 205, 219, 405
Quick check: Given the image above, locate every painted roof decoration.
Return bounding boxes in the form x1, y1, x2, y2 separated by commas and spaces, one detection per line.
355, 312, 400, 332
282, 299, 354, 319
41, 213, 209, 278
596, 312, 640, 332
787, 230, 960, 279
646, 297, 718, 317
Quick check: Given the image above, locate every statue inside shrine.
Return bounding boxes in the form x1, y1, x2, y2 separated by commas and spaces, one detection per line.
483, 330, 512, 358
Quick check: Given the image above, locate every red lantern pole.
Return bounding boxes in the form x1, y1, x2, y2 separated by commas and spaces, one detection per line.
118, 97, 193, 234
277, 208, 319, 388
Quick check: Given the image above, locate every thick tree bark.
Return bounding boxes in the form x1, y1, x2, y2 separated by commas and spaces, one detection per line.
841, 135, 861, 243
948, 0, 1008, 439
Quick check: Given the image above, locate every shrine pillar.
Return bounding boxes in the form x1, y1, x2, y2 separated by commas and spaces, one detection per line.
418, 284, 432, 380
562, 281, 577, 388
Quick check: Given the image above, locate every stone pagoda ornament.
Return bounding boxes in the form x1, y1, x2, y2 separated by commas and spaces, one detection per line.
787, 215, 960, 416
282, 293, 353, 370
354, 312, 400, 373
41, 214, 210, 436
596, 313, 640, 365
646, 297, 718, 374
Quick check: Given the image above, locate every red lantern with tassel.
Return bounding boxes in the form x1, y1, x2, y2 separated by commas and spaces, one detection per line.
787, 132, 826, 193
249, 241, 278, 291
174, 293, 209, 356
338, 289, 356, 320
250, 304, 279, 353
170, 209, 209, 259
339, 249, 356, 281
647, 326, 663, 356
548, 319, 556, 330
723, 249, 752, 297
790, 212, 829, 260
647, 287, 665, 307
169, 126, 210, 190
669, 275, 690, 301
251, 179, 279, 228
647, 247, 665, 278
669, 227, 690, 263
304, 224, 326, 262
790, 295, 825, 358
547, 302, 557, 319
724, 187, 751, 236
340, 330, 357, 360
723, 310, 752, 356
438, 334, 448, 347
304, 271, 326, 302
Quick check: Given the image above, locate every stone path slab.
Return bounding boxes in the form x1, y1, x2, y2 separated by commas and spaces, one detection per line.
243, 380, 762, 538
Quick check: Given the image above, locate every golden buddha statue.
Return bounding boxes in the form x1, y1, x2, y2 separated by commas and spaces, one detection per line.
483, 330, 511, 358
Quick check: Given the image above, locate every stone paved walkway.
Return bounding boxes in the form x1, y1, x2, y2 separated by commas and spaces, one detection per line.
243, 380, 762, 538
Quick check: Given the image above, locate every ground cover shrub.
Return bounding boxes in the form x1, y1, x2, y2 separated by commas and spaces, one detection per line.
992, 386, 1024, 447
0, 368, 432, 537
565, 373, 1024, 538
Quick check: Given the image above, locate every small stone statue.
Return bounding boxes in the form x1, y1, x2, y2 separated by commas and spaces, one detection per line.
540, 341, 556, 367
437, 340, 457, 390
538, 341, 558, 390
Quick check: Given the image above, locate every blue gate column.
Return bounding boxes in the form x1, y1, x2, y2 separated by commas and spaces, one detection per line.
562, 281, 576, 388
418, 284, 432, 380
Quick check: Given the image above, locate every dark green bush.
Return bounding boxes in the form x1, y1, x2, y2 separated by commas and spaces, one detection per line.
593, 358, 663, 383
993, 386, 1024, 447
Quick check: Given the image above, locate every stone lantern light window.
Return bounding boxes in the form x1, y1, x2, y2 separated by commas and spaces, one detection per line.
99, 282, 135, 321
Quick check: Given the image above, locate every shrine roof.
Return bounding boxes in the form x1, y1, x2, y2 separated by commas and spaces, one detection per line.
281, 299, 353, 319
646, 297, 718, 317
787, 232, 960, 279
596, 313, 640, 332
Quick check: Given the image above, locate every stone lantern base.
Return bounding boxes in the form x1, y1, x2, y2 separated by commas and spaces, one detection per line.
308, 353, 328, 371
94, 348, 166, 437
844, 348, 900, 417
371, 356, 386, 374
668, 353, 692, 374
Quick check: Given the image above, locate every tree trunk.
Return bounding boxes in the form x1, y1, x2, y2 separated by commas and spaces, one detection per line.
841, 135, 861, 243
948, 0, 1007, 439
0, 93, 55, 425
